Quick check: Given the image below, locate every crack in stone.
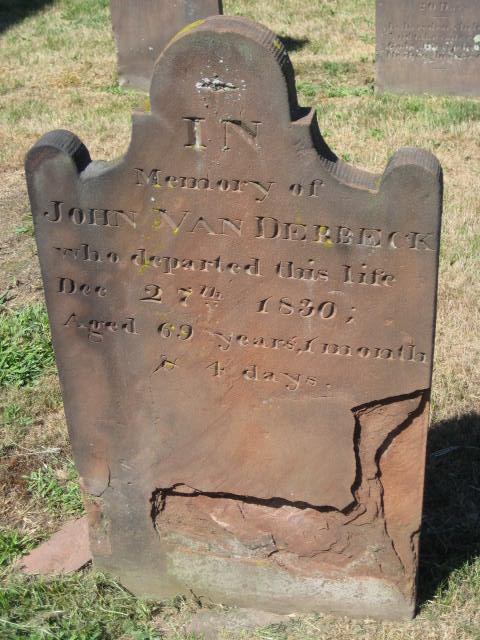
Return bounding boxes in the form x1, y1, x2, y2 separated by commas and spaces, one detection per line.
150, 485, 339, 520
150, 389, 428, 578
370, 391, 428, 575
150, 390, 428, 522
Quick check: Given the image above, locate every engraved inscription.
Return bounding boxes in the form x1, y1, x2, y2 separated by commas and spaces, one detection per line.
276, 260, 328, 282
158, 322, 193, 341
289, 179, 324, 197
137, 172, 275, 202
343, 264, 395, 287
57, 277, 107, 297
183, 117, 263, 152
45, 191, 434, 382
243, 364, 331, 394
153, 355, 178, 373
63, 314, 137, 343
207, 361, 225, 377
152, 208, 244, 237
209, 330, 318, 355
199, 284, 223, 302
257, 296, 337, 319
222, 119, 262, 150
131, 249, 262, 277
54, 244, 119, 264
45, 201, 136, 228
207, 329, 428, 364
184, 117, 206, 149
255, 217, 436, 251
140, 284, 163, 302
379, 1, 480, 61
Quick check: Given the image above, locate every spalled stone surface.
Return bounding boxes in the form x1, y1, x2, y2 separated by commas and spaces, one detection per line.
109, 0, 223, 90
14, 517, 91, 575
26, 16, 442, 620
376, 0, 480, 96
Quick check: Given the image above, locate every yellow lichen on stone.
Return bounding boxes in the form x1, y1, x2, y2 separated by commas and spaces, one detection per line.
170, 19, 206, 44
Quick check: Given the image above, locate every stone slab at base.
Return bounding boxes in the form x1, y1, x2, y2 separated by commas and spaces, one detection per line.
14, 516, 91, 575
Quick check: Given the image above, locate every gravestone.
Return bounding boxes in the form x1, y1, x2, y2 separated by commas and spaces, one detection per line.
110, 0, 223, 90
376, 0, 480, 96
26, 16, 442, 621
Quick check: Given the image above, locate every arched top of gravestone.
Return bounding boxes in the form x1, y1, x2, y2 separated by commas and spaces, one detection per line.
142, 15, 441, 192
150, 16, 299, 119
26, 16, 441, 197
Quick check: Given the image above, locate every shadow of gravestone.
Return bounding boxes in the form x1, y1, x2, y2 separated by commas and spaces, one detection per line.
278, 35, 309, 52
418, 411, 480, 605
0, 0, 54, 35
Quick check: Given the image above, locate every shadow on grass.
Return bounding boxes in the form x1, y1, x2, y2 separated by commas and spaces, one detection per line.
278, 35, 309, 52
418, 411, 480, 605
0, 0, 54, 35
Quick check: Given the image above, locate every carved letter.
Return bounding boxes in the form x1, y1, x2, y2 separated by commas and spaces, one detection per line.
135, 168, 161, 186
44, 201, 64, 222
222, 120, 261, 150
249, 181, 275, 203
184, 117, 206, 149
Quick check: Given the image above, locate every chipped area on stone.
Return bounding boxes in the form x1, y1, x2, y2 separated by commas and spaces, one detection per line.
376, 0, 480, 96
25, 16, 442, 620
196, 76, 238, 91
14, 517, 91, 575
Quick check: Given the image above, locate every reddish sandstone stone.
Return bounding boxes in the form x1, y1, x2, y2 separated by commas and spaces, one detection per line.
14, 517, 91, 575
25, 17, 442, 619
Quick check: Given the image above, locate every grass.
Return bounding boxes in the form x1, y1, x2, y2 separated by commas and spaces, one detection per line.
0, 0, 479, 637
0, 530, 37, 568
0, 571, 163, 639
0, 304, 55, 386
26, 460, 84, 517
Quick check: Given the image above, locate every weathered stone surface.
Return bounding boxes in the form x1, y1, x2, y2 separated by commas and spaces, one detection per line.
109, 0, 223, 90
26, 16, 442, 620
376, 0, 480, 96
14, 517, 91, 575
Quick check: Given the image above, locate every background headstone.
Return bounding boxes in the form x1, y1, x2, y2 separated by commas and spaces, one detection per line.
376, 0, 480, 96
110, 0, 223, 91
26, 16, 442, 620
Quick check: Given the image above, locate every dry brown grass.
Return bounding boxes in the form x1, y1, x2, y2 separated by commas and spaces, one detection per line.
0, 0, 479, 637
0, 374, 69, 538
